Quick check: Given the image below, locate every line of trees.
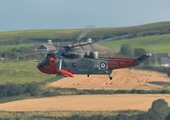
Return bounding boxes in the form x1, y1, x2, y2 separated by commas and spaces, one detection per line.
119, 44, 170, 77
119, 44, 147, 57
0, 82, 40, 98
0, 40, 21, 45
2, 82, 170, 99
0, 47, 43, 60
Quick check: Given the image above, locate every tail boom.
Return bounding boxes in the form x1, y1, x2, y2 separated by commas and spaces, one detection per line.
108, 53, 152, 70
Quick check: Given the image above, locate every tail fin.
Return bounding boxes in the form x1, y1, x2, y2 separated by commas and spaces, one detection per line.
134, 53, 152, 66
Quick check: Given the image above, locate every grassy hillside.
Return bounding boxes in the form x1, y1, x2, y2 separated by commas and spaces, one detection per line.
99, 34, 170, 53
0, 60, 55, 84
0, 21, 170, 43
0, 21, 170, 53
0, 29, 81, 42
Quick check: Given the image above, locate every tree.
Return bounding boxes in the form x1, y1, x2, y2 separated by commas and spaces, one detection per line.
147, 99, 170, 120
120, 44, 133, 56
0, 47, 43, 60
134, 48, 147, 57
24, 82, 40, 96
116, 114, 129, 120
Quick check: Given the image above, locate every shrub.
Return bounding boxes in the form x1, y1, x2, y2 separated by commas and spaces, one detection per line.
166, 68, 170, 77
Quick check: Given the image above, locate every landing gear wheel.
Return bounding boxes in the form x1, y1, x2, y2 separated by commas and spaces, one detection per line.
87, 74, 89, 77
109, 76, 113, 80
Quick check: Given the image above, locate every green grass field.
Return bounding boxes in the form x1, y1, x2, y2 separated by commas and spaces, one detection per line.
99, 34, 170, 53
0, 60, 55, 84
0, 29, 82, 42
0, 43, 34, 51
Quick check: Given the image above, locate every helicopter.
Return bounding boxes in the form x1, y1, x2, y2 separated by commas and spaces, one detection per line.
37, 28, 152, 80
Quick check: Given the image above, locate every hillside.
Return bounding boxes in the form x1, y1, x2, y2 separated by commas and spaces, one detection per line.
0, 21, 170, 44
99, 34, 170, 53
0, 61, 55, 84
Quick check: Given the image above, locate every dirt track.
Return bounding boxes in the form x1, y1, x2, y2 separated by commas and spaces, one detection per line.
49, 68, 170, 90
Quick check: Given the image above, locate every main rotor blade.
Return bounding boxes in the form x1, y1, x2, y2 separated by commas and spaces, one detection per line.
72, 25, 94, 45
99, 34, 131, 42
72, 34, 131, 48
82, 34, 130, 48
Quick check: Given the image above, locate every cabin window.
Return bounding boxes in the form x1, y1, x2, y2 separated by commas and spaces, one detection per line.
72, 63, 76, 67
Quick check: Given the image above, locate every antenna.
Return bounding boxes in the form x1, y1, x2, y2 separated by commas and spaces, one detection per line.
57, 42, 59, 51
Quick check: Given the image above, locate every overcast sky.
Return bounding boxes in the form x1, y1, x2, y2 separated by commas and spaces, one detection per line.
1, 0, 170, 32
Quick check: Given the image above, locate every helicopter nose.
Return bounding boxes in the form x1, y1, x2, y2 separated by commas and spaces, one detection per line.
37, 58, 57, 74
37, 63, 46, 73
37, 63, 44, 68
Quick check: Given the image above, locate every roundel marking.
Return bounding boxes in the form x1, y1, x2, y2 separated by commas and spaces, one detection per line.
100, 62, 106, 69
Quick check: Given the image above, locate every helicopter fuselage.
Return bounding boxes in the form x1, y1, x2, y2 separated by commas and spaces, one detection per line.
37, 49, 151, 80
56, 57, 134, 75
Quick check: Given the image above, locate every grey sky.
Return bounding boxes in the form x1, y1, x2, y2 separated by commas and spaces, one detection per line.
1, 0, 170, 32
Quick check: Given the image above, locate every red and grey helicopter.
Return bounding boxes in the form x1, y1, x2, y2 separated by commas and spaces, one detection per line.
37, 28, 152, 80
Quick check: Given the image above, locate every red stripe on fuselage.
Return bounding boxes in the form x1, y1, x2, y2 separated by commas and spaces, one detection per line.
108, 57, 135, 70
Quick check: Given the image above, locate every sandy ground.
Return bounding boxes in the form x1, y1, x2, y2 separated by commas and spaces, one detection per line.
49, 68, 170, 90
0, 94, 170, 111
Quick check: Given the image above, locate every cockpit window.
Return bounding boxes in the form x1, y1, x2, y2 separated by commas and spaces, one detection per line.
47, 51, 55, 58
41, 57, 50, 66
